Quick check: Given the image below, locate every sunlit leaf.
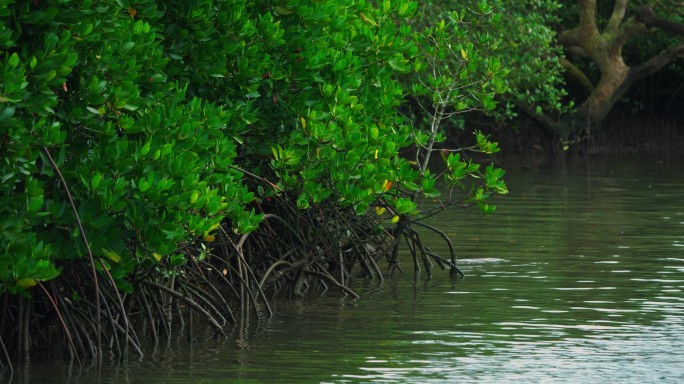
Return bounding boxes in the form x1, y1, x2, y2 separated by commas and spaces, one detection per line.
16, 278, 37, 288
102, 248, 122, 263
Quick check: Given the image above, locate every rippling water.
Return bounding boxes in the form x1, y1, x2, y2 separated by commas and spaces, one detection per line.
10, 158, 684, 383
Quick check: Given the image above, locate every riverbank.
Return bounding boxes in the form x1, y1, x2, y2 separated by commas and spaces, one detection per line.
590, 116, 684, 157
478, 115, 684, 167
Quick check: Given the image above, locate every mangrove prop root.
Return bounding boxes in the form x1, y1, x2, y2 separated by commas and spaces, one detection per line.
222, 229, 272, 319
37, 282, 82, 367
412, 221, 460, 271
143, 281, 225, 335
0, 190, 468, 365
304, 269, 360, 299
259, 260, 292, 290
138, 290, 158, 346
98, 259, 132, 361
0, 336, 12, 376
42, 145, 102, 360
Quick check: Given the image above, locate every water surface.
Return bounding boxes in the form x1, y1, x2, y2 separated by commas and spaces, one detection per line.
9, 158, 684, 383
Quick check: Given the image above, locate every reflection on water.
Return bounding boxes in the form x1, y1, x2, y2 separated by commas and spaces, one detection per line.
9, 158, 684, 383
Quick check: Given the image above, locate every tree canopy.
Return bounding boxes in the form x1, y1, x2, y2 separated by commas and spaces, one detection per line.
0, 0, 509, 362
415, 0, 684, 145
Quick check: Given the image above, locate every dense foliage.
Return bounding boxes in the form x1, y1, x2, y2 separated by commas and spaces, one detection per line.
412, 0, 569, 125
412, 0, 684, 148
1, 0, 261, 297
0, 0, 508, 362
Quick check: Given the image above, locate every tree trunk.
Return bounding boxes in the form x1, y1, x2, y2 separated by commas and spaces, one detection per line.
555, 1, 684, 139
576, 58, 630, 124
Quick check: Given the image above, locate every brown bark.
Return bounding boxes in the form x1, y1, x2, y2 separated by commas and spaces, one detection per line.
559, 58, 594, 96
557, 1, 684, 130
567, 0, 632, 123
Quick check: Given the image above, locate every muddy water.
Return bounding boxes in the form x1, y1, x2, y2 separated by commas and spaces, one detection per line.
9, 157, 684, 383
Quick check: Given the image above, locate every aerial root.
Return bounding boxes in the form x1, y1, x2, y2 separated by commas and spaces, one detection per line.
0, 195, 462, 366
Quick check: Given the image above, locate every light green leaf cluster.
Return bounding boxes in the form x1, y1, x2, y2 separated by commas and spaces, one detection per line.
400, 1, 510, 214
254, 0, 424, 217
412, 0, 570, 121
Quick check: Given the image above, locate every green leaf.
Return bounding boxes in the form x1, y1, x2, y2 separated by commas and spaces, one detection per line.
0, 106, 16, 121
102, 248, 122, 263
274, 6, 293, 15
360, 12, 378, 27
383, 0, 391, 14
395, 198, 416, 214
140, 141, 151, 156
388, 59, 409, 73
121, 41, 135, 52
369, 126, 379, 141
8, 53, 19, 67
0, 96, 20, 103
138, 179, 150, 192
133, 20, 144, 34
403, 181, 420, 191
16, 278, 37, 289
27, 195, 43, 212
297, 193, 309, 209
91, 172, 103, 190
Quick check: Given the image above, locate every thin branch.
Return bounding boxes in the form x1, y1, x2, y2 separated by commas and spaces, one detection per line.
578, 0, 600, 41
632, 43, 684, 79
411, 220, 460, 273
228, 165, 283, 192
258, 260, 291, 289
607, 0, 629, 35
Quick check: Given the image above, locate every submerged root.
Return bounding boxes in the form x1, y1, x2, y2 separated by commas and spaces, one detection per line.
0, 194, 464, 367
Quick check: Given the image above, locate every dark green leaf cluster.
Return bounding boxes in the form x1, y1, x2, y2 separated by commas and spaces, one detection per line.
1, 0, 259, 294
1, 0, 508, 296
